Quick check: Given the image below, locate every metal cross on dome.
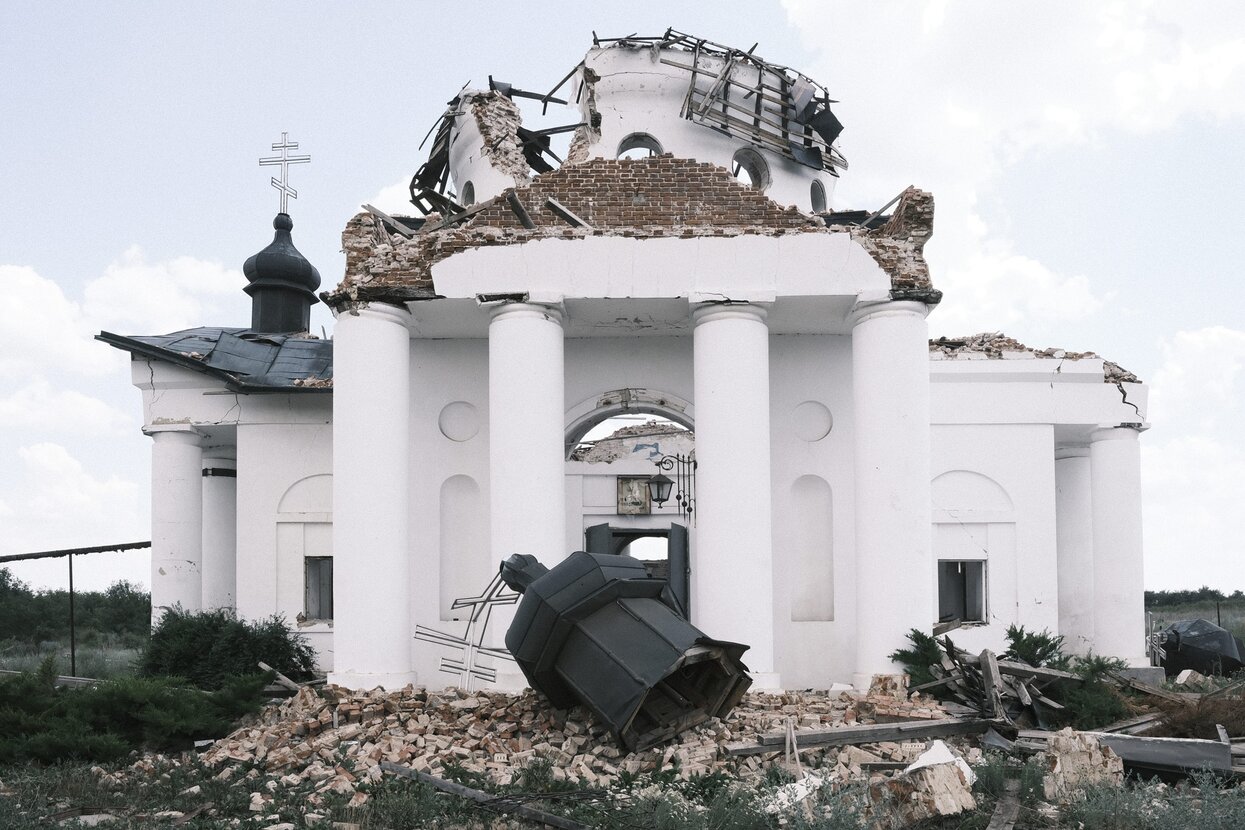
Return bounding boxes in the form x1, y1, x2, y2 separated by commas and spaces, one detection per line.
414, 573, 519, 692
258, 132, 311, 214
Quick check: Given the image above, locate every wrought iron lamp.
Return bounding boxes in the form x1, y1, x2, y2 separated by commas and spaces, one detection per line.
647, 453, 696, 524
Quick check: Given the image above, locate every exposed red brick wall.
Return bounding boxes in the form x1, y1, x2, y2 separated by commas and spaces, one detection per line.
462, 155, 820, 231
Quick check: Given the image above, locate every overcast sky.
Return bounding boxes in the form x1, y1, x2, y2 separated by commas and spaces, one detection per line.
1, 2, 1242, 593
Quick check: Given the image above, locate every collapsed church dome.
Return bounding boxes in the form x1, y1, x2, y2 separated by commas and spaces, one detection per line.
243, 212, 321, 333
414, 29, 846, 217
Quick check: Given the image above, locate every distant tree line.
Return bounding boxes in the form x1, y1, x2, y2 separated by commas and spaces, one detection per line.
0, 567, 149, 646
1145, 586, 1245, 608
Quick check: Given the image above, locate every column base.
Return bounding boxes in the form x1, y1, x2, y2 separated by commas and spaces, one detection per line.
748, 671, 782, 691
487, 669, 530, 694
327, 671, 418, 691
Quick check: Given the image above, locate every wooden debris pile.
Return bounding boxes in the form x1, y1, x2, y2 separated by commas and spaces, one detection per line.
914, 637, 1081, 727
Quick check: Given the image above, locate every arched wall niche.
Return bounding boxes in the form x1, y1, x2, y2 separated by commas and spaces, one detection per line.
278, 473, 333, 515
790, 475, 834, 621
439, 474, 488, 620
931, 470, 1014, 515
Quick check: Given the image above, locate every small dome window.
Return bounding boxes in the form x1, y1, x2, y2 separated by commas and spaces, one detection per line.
617, 133, 663, 160
810, 180, 826, 212
732, 147, 770, 192
459, 181, 475, 206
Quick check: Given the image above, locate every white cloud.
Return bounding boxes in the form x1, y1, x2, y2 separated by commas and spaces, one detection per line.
2, 443, 145, 557
0, 380, 131, 433
0, 252, 244, 382
0, 264, 110, 378
784, 0, 1245, 331
365, 178, 420, 216
84, 246, 244, 334
931, 240, 1107, 336
1141, 326, 1245, 590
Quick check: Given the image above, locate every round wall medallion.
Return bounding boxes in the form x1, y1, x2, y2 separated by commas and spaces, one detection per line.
792, 401, 833, 442
438, 401, 479, 442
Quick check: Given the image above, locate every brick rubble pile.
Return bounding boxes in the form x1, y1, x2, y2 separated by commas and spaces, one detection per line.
98, 682, 965, 811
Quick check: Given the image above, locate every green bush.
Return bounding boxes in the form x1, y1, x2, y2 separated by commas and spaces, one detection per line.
0, 657, 268, 764
888, 628, 943, 688
1001, 624, 1068, 669
139, 607, 316, 690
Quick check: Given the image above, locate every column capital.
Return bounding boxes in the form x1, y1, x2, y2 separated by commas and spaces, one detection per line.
1055, 445, 1090, 460
144, 424, 202, 442
849, 299, 931, 328
1091, 425, 1144, 443
488, 301, 564, 326
691, 302, 768, 327
340, 301, 411, 328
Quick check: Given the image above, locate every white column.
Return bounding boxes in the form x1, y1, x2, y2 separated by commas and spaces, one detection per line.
851, 301, 933, 687
1055, 446, 1095, 654
330, 303, 414, 689
488, 302, 565, 562
692, 304, 778, 687
200, 455, 237, 612
148, 427, 203, 625
1090, 426, 1146, 664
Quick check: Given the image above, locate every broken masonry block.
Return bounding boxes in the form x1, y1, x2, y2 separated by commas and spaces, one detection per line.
500, 551, 752, 751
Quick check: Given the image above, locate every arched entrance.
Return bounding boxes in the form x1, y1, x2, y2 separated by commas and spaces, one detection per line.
565, 389, 695, 618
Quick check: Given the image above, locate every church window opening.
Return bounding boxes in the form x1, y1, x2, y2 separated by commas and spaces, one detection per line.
305, 556, 334, 620
810, 179, 826, 212
617, 133, 663, 159
732, 147, 770, 192
938, 560, 985, 624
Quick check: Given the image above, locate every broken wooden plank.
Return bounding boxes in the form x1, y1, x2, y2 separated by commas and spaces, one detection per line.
1204, 675, 1245, 699
995, 660, 1082, 684
544, 198, 592, 229
361, 203, 420, 238
979, 650, 1007, 721
985, 780, 1020, 830
1099, 712, 1164, 735
258, 661, 300, 693
1106, 672, 1192, 704
505, 192, 537, 229
727, 718, 994, 755
380, 762, 591, 830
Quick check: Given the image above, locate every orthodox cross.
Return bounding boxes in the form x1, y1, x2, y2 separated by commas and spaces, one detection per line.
413, 573, 519, 692
258, 132, 311, 214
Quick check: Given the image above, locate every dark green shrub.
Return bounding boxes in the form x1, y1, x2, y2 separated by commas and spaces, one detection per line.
0, 658, 268, 763
140, 607, 316, 689
888, 628, 942, 688
1001, 624, 1068, 668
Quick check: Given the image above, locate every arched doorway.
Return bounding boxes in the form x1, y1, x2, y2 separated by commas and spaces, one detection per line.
565, 390, 695, 618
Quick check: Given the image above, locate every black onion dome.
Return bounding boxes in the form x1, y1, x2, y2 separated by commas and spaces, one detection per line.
243, 213, 320, 332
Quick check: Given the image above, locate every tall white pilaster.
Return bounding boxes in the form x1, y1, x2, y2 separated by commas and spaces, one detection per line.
1055, 446, 1095, 654
1090, 426, 1146, 664
330, 303, 415, 689
200, 455, 237, 612
851, 301, 933, 686
692, 303, 777, 687
148, 427, 203, 625
488, 303, 565, 563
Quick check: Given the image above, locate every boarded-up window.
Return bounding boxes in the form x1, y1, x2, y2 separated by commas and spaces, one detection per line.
938, 560, 985, 623
305, 557, 333, 620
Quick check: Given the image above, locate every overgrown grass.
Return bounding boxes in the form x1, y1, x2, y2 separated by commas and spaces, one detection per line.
5, 751, 1245, 829
1147, 598, 1245, 643
0, 637, 142, 679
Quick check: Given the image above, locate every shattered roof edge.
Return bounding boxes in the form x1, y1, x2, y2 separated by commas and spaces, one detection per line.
95, 331, 334, 395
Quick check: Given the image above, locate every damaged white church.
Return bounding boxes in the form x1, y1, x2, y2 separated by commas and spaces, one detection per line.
102, 31, 1149, 691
